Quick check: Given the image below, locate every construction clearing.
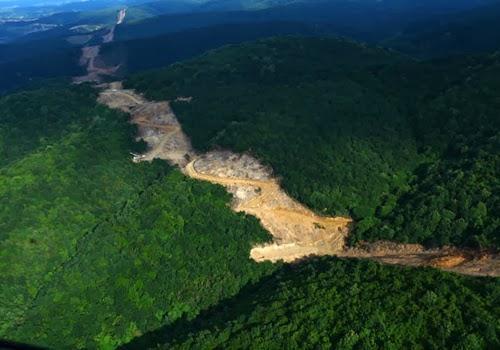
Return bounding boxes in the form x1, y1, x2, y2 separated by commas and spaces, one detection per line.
88, 8, 499, 278
73, 9, 126, 84
98, 85, 500, 277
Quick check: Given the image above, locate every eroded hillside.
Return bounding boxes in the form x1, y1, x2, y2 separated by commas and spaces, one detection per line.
98, 85, 499, 277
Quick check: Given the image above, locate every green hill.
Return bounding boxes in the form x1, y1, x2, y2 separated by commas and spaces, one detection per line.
126, 37, 416, 217
357, 57, 500, 247
0, 84, 276, 348
1, 28, 499, 350
126, 36, 499, 249
99, 21, 329, 75
122, 257, 500, 349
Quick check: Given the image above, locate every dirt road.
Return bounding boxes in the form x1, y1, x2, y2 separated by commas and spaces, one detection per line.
185, 159, 351, 256
78, 6, 498, 277
73, 9, 127, 83
97, 86, 499, 277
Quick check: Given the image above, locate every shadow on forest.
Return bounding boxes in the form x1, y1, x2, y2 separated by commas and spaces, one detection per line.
0, 339, 48, 350
119, 261, 300, 349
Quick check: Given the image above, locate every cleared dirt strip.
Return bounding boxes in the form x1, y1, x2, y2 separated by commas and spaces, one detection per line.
98, 86, 499, 277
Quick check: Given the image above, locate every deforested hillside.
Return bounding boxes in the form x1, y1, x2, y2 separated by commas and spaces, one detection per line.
1, 3, 499, 348
126, 37, 417, 222
126, 36, 499, 249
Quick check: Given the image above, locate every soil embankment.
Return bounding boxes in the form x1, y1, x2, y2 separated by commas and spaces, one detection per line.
97, 87, 500, 277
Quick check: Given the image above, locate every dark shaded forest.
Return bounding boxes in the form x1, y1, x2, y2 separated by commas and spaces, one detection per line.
386, 2, 500, 57
114, 0, 494, 43
123, 257, 500, 350
0, 35, 83, 93
100, 21, 329, 75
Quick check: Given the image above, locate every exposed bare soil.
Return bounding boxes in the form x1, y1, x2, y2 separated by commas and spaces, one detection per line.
98, 88, 194, 167
73, 9, 126, 84
74, 6, 500, 276
98, 86, 500, 277
185, 159, 351, 257
73, 45, 120, 83
86, 15, 499, 278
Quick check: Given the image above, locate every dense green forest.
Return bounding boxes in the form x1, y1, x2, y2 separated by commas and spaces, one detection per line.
0, 84, 166, 337
357, 131, 499, 248
126, 37, 418, 217
10, 171, 276, 349
126, 37, 499, 249
122, 257, 500, 349
0, 85, 276, 348
0, 85, 99, 166
1, 9, 499, 348
356, 60, 500, 248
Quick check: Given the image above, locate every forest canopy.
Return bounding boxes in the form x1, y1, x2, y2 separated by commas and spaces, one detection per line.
0, 84, 276, 348
126, 36, 500, 249
123, 257, 500, 350
1, 30, 498, 350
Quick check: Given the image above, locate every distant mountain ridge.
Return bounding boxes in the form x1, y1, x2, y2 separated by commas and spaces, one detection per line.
114, 0, 500, 43
2, 0, 500, 93
386, 2, 500, 57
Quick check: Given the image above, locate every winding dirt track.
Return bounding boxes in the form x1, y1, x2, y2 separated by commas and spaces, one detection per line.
73, 9, 127, 84
71, 7, 499, 277
97, 87, 500, 277
185, 160, 351, 258
87, 15, 499, 277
